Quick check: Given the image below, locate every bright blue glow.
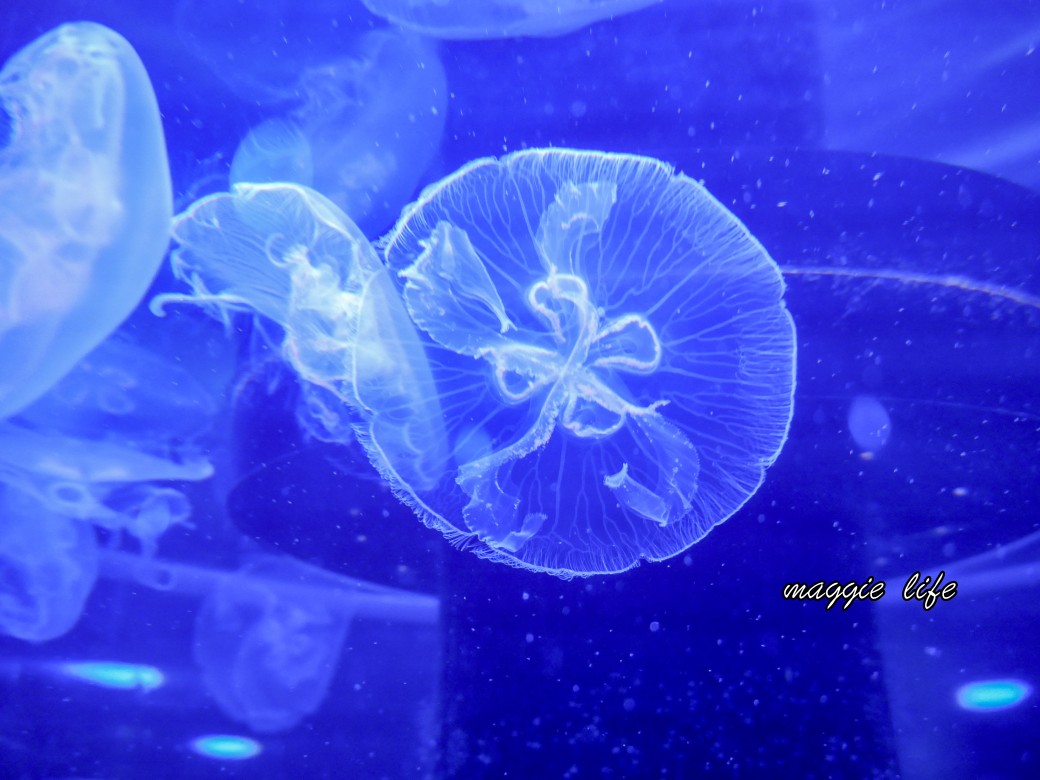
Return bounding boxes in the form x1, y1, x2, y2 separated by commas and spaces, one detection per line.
956, 679, 1033, 711
60, 661, 165, 691
190, 735, 262, 761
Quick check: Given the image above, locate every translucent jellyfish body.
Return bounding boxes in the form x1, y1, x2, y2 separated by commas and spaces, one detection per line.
361, 0, 663, 39
0, 332, 216, 557
93, 550, 438, 733
230, 29, 447, 235
165, 183, 449, 495
382, 149, 796, 575
0, 23, 173, 420
0, 491, 99, 642
192, 555, 353, 733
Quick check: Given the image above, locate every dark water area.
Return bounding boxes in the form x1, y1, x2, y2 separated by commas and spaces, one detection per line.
1, 1, 1038, 778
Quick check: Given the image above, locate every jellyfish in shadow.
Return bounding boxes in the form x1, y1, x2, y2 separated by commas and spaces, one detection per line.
0, 332, 216, 558
382, 149, 796, 576
0, 23, 173, 420
229, 28, 447, 235
360, 0, 663, 39
88, 549, 436, 734
175, 0, 381, 107
159, 182, 450, 496
0, 490, 99, 642
192, 555, 353, 733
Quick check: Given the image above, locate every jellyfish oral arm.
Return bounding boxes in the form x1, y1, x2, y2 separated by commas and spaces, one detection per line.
402, 181, 699, 550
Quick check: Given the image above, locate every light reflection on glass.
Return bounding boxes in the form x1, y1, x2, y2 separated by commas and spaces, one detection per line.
59, 661, 165, 691
190, 734, 262, 760
955, 679, 1033, 712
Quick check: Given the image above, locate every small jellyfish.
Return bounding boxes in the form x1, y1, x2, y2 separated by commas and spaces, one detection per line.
0, 23, 173, 420
360, 0, 663, 39
0, 489, 99, 642
192, 555, 353, 733
230, 29, 447, 234
230, 118, 314, 190
163, 182, 450, 495
847, 394, 892, 452
382, 149, 796, 576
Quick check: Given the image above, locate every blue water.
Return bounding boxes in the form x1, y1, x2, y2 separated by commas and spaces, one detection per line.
1, 1, 1039, 778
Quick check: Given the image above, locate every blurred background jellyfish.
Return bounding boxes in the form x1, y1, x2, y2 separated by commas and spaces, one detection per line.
192, 554, 353, 733
360, 0, 664, 39
175, 0, 381, 107
0, 22, 172, 420
229, 28, 447, 236
0, 492, 99, 643
161, 182, 449, 498
0, 331, 218, 559
381, 149, 796, 576
847, 394, 892, 454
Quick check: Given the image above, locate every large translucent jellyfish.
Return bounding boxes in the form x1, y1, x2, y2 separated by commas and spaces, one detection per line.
382, 149, 796, 576
0, 490, 99, 642
230, 29, 447, 235
0, 23, 173, 420
161, 182, 450, 495
360, 0, 663, 39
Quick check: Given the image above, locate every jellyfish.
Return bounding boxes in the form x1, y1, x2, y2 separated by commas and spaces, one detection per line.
191, 555, 353, 733
229, 29, 447, 235
0, 22, 173, 420
0, 325, 217, 557
360, 0, 663, 39
161, 181, 450, 496
230, 119, 314, 191
88, 550, 435, 734
381, 149, 796, 576
0, 489, 99, 642
175, 0, 381, 106
847, 395, 891, 453
14, 333, 219, 448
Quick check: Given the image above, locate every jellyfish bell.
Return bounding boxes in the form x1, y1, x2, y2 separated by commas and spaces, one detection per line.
192, 554, 354, 733
230, 118, 314, 191
0, 489, 99, 643
360, 0, 664, 39
161, 182, 450, 497
0, 22, 172, 420
229, 28, 447, 235
383, 148, 796, 576
90, 549, 438, 733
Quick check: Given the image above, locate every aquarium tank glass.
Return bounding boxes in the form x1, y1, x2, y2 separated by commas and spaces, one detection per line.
1, 1, 1038, 778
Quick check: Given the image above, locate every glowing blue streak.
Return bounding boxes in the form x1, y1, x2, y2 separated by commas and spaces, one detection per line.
190, 735, 262, 760
956, 679, 1033, 711
60, 661, 164, 691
